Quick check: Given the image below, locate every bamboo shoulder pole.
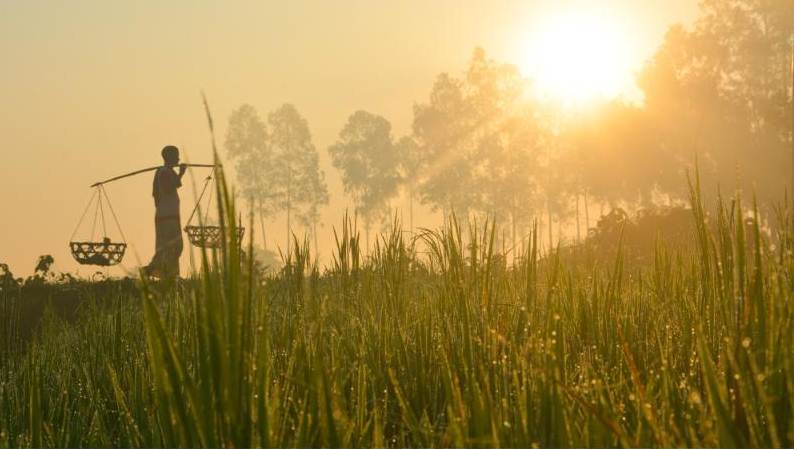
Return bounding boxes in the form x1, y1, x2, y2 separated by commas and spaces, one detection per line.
90, 163, 217, 187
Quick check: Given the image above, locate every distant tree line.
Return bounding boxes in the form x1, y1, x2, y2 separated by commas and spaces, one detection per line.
224, 0, 793, 254
225, 104, 328, 255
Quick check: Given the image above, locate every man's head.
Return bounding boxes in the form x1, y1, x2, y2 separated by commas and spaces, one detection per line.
161, 145, 180, 166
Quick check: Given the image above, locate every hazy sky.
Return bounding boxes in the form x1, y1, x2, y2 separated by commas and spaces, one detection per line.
0, 0, 699, 276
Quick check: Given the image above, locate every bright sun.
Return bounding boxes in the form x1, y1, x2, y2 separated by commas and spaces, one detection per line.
521, 10, 640, 106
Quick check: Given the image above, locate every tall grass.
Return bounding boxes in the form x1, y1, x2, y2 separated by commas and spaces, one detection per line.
0, 168, 792, 447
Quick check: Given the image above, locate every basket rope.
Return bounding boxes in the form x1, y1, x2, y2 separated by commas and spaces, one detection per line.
183, 173, 245, 249
90, 191, 101, 241
101, 185, 127, 243
186, 175, 214, 226
71, 188, 98, 241
69, 185, 128, 266
98, 189, 107, 240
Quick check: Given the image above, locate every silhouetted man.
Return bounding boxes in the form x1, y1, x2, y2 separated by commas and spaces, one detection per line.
144, 145, 186, 279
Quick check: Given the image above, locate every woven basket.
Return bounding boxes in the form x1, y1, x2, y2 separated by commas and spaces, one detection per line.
70, 240, 127, 266
184, 225, 245, 249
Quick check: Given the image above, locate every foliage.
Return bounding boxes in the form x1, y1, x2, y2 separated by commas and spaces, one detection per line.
0, 264, 19, 292
223, 3, 791, 246
633, 0, 793, 203
225, 103, 329, 249
224, 104, 271, 212
267, 104, 329, 230
412, 48, 536, 222
395, 135, 423, 231
1, 171, 792, 448
568, 205, 698, 266
329, 110, 403, 234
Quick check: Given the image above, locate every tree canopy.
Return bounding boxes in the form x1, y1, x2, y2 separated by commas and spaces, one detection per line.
225, 103, 328, 251
329, 110, 402, 232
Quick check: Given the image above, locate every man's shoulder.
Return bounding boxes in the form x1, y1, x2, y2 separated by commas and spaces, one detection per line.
156, 166, 178, 179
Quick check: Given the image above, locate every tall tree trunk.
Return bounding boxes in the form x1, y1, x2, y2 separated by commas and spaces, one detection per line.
286, 203, 291, 260
313, 217, 319, 259
511, 198, 517, 265
584, 190, 590, 238
502, 226, 507, 261
576, 193, 581, 245
557, 221, 562, 248
286, 187, 292, 260
409, 186, 414, 234
547, 201, 553, 252
286, 167, 293, 260
259, 198, 268, 251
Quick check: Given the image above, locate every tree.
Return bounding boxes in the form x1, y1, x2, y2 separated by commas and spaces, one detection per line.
225, 104, 272, 245
297, 153, 329, 253
636, 1, 793, 204
0, 263, 19, 292
412, 48, 531, 226
549, 1, 792, 233
412, 72, 475, 219
562, 100, 670, 208
395, 136, 423, 233
268, 104, 328, 255
225, 104, 270, 205
328, 111, 402, 249
412, 47, 550, 254
477, 106, 543, 252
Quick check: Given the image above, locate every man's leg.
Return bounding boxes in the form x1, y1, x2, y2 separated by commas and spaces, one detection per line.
146, 217, 180, 279
162, 218, 183, 280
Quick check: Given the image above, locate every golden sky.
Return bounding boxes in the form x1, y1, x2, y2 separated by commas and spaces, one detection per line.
0, 0, 699, 276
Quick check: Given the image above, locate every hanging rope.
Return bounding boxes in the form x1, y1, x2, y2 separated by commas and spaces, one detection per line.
186, 175, 214, 226
90, 189, 101, 241
101, 185, 128, 243
69, 185, 128, 267
70, 188, 99, 241
183, 171, 245, 249
204, 178, 214, 224
98, 187, 108, 239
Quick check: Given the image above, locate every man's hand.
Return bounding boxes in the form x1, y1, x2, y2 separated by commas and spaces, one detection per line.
178, 163, 187, 177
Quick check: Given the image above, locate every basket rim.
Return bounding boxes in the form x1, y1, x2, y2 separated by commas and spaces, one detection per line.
184, 225, 245, 249
69, 241, 126, 266
69, 240, 128, 248
184, 225, 245, 231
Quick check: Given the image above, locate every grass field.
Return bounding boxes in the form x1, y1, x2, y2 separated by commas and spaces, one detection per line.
1, 173, 792, 448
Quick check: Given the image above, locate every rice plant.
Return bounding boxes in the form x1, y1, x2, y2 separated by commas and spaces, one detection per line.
0, 166, 791, 448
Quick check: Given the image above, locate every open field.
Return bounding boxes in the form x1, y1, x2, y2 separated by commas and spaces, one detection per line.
1, 177, 792, 448
1, 2, 791, 447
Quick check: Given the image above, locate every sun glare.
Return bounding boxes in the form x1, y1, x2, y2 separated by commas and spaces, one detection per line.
521, 10, 640, 107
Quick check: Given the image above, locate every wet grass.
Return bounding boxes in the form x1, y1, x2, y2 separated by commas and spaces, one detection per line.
0, 170, 792, 447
